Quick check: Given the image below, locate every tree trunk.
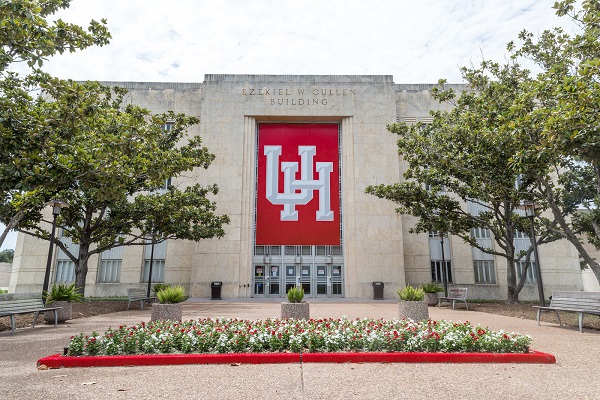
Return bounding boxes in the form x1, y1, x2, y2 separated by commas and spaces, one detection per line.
503, 206, 520, 303
506, 257, 520, 303
74, 243, 90, 297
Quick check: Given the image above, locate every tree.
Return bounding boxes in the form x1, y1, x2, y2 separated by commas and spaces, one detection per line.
366, 61, 562, 303
13, 81, 230, 296
0, 0, 110, 71
508, 0, 600, 283
0, 0, 110, 248
0, 248, 13, 263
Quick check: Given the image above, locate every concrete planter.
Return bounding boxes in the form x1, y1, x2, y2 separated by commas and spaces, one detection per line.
151, 303, 182, 322
425, 292, 439, 306
398, 301, 429, 321
44, 301, 72, 323
281, 302, 310, 320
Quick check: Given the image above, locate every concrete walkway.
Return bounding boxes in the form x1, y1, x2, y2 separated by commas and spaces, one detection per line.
1, 299, 599, 399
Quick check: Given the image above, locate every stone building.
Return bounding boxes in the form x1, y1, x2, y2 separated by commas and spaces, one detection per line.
9, 75, 587, 300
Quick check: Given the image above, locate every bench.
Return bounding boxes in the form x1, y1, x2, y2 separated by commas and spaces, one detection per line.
438, 287, 468, 310
533, 291, 600, 333
127, 288, 156, 310
0, 293, 62, 336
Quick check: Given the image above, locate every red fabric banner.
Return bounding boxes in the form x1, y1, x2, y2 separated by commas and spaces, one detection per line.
256, 123, 340, 245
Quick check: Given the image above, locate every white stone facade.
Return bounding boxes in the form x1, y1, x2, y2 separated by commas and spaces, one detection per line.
9, 75, 587, 300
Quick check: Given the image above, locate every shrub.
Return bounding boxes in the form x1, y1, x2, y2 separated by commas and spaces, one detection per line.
43, 283, 84, 304
398, 285, 425, 301
286, 286, 304, 303
421, 283, 443, 293
156, 285, 186, 304
152, 283, 171, 294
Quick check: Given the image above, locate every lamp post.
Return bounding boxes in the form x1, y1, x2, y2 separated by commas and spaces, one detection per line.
146, 231, 156, 298
438, 231, 448, 297
42, 199, 69, 304
521, 200, 546, 307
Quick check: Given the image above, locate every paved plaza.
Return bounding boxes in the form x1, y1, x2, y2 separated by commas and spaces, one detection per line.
1, 299, 599, 399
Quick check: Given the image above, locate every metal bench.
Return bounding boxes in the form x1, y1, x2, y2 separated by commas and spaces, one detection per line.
438, 287, 468, 310
533, 291, 600, 333
127, 288, 156, 310
0, 293, 62, 336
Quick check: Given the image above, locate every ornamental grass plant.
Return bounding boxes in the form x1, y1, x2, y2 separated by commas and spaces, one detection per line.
398, 285, 425, 301
286, 286, 305, 303
67, 317, 532, 356
43, 283, 84, 305
156, 285, 186, 304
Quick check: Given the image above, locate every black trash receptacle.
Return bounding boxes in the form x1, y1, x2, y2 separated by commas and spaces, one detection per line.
211, 281, 222, 300
372, 281, 384, 300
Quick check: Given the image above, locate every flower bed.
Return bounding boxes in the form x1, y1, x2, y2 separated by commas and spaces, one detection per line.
66, 317, 532, 356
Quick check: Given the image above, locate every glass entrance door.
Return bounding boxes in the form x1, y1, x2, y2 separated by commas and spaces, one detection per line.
285, 265, 312, 297
315, 265, 343, 297
252, 246, 344, 298
254, 265, 265, 295
266, 265, 280, 296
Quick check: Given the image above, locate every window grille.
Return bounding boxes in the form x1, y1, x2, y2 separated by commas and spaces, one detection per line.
55, 260, 75, 283
98, 246, 122, 283
516, 260, 537, 284
474, 260, 496, 284
431, 261, 452, 283
471, 227, 491, 239
54, 234, 78, 283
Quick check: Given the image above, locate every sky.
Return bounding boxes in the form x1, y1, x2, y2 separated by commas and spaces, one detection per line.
0, 0, 575, 250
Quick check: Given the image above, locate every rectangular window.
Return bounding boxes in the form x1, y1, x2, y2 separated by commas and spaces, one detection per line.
516, 260, 537, 284
142, 240, 166, 283
54, 233, 78, 283
98, 246, 123, 283
55, 259, 76, 283
514, 230, 528, 239
471, 227, 491, 239
474, 260, 496, 284
431, 261, 452, 283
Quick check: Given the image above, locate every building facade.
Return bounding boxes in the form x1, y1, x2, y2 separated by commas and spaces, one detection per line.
9, 75, 586, 300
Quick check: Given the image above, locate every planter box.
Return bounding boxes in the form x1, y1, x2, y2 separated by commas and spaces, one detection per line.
425, 292, 439, 306
44, 301, 72, 323
151, 303, 182, 322
398, 301, 429, 321
281, 302, 309, 319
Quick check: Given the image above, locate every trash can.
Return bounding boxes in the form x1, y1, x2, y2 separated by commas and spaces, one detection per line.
211, 281, 222, 300
372, 281, 384, 300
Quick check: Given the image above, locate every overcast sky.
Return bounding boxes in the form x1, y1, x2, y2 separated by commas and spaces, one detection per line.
1, 0, 575, 250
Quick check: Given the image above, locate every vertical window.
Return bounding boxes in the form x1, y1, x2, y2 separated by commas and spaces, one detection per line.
513, 230, 537, 283
429, 231, 452, 283
516, 260, 538, 284
473, 260, 496, 284
54, 233, 78, 283
142, 240, 166, 283
470, 225, 496, 284
431, 260, 452, 283
98, 246, 122, 283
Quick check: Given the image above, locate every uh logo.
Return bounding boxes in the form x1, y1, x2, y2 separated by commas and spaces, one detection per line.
264, 144, 334, 222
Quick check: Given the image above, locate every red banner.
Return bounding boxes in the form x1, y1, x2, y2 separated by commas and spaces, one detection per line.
256, 124, 340, 245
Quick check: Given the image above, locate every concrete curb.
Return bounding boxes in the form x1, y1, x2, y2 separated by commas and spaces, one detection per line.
37, 350, 556, 368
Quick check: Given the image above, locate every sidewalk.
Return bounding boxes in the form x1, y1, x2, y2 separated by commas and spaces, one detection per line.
1, 299, 599, 399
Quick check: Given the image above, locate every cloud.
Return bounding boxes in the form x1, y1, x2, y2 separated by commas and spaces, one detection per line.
38, 0, 573, 83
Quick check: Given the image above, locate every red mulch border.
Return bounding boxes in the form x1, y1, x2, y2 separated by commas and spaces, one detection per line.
37, 350, 556, 368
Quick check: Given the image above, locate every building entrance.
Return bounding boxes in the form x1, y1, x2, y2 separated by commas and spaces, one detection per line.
252, 245, 343, 298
